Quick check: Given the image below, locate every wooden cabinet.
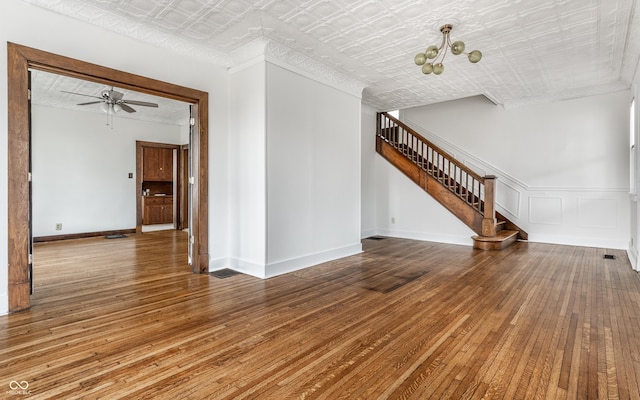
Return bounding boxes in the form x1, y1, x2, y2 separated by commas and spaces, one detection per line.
142, 196, 173, 225
142, 147, 173, 182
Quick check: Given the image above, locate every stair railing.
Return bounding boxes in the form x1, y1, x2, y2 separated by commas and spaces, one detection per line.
377, 112, 496, 236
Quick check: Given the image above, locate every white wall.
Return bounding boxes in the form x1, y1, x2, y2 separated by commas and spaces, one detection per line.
32, 105, 185, 236
0, 0, 230, 314
369, 92, 630, 249
361, 104, 378, 238
227, 61, 267, 275
265, 63, 362, 277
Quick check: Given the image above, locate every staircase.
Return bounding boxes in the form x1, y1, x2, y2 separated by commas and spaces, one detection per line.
376, 112, 527, 250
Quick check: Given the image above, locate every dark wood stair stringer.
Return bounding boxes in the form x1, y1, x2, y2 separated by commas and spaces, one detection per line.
376, 112, 527, 250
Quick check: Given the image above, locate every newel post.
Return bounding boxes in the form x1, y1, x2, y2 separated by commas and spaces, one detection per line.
481, 175, 497, 237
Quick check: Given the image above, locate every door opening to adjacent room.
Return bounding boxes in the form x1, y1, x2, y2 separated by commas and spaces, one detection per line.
7, 43, 210, 312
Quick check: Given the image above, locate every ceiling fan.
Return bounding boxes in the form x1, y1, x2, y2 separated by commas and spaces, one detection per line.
62, 87, 159, 113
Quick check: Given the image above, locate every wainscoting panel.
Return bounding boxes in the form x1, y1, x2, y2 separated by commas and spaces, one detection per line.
496, 180, 521, 218
577, 197, 618, 229
529, 196, 563, 225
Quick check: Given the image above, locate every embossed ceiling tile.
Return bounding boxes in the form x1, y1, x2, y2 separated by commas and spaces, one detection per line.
326, 13, 360, 31
152, 9, 192, 30
371, 14, 405, 31
306, 24, 339, 40
286, 11, 321, 30
325, 34, 351, 49
306, 0, 343, 19
186, 11, 237, 38
352, 1, 388, 21
382, 27, 420, 45
115, 0, 165, 18
265, 0, 299, 19
172, 0, 207, 14
221, 0, 255, 15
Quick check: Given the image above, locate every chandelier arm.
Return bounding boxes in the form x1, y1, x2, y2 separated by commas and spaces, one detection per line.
442, 46, 448, 64
438, 33, 446, 53
433, 33, 446, 64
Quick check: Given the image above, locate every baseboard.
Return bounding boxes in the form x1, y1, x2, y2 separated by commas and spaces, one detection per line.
209, 257, 229, 272
527, 234, 627, 250
377, 229, 474, 247
34, 228, 137, 243
627, 247, 638, 271
265, 243, 363, 278
361, 228, 377, 239
0, 293, 8, 316
227, 258, 266, 278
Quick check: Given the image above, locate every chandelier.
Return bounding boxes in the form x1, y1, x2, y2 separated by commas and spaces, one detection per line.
414, 24, 482, 75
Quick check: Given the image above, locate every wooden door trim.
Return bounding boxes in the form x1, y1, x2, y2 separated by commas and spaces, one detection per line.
7, 43, 210, 312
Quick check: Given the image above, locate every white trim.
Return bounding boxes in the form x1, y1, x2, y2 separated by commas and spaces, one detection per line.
0, 294, 7, 316
627, 245, 638, 271
228, 258, 266, 279
209, 257, 229, 272
528, 234, 627, 250
265, 243, 363, 278
377, 229, 473, 247
361, 228, 377, 239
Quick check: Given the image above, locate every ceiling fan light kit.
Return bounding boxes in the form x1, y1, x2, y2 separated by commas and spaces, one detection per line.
414, 24, 482, 75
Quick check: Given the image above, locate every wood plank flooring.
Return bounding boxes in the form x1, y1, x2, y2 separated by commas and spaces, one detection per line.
1, 231, 639, 399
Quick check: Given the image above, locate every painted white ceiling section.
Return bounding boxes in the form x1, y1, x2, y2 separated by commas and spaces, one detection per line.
23, 0, 640, 111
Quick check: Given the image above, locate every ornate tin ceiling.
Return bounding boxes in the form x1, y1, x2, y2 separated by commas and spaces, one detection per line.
24, 0, 640, 112
30, 70, 191, 126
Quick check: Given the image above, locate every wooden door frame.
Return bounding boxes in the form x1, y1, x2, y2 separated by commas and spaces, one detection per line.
136, 141, 181, 232
7, 43, 210, 312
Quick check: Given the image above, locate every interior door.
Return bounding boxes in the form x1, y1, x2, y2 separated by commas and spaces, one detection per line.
28, 70, 34, 294
187, 105, 194, 265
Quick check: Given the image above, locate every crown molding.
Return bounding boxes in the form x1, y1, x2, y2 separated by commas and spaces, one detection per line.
229, 38, 366, 99
264, 40, 366, 98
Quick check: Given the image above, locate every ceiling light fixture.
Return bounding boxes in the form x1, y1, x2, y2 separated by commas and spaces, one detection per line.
414, 24, 482, 75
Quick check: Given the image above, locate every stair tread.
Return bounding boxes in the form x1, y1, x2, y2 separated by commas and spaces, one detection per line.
471, 230, 519, 242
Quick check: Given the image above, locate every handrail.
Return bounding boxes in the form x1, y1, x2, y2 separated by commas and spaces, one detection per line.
378, 112, 484, 182
376, 112, 496, 230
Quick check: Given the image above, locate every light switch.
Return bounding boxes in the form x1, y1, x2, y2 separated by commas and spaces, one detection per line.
128, 173, 133, 179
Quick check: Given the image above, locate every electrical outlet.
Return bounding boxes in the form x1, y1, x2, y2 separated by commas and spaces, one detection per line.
55, 223, 62, 231
391, 217, 395, 224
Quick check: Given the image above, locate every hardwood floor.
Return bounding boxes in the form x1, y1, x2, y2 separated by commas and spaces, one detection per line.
1, 231, 639, 399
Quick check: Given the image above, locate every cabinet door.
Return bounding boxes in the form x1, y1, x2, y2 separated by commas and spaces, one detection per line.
142, 147, 161, 181
162, 198, 174, 223
143, 197, 164, 224
158, 148, 173, 182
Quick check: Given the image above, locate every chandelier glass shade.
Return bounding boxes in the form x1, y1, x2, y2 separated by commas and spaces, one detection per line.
414, 24, 482, 75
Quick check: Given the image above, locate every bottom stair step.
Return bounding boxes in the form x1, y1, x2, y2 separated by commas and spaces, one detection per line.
472, 230, 519, 251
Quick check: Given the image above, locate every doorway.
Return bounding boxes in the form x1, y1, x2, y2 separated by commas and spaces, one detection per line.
7, 43, 210, 312
136, 141, 185, 233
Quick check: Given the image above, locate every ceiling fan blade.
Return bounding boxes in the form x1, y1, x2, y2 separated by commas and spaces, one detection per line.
77, 101, 103, 106
119, 103, 136, 113
122, 100, 159, 108
61, 90, 102, 100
